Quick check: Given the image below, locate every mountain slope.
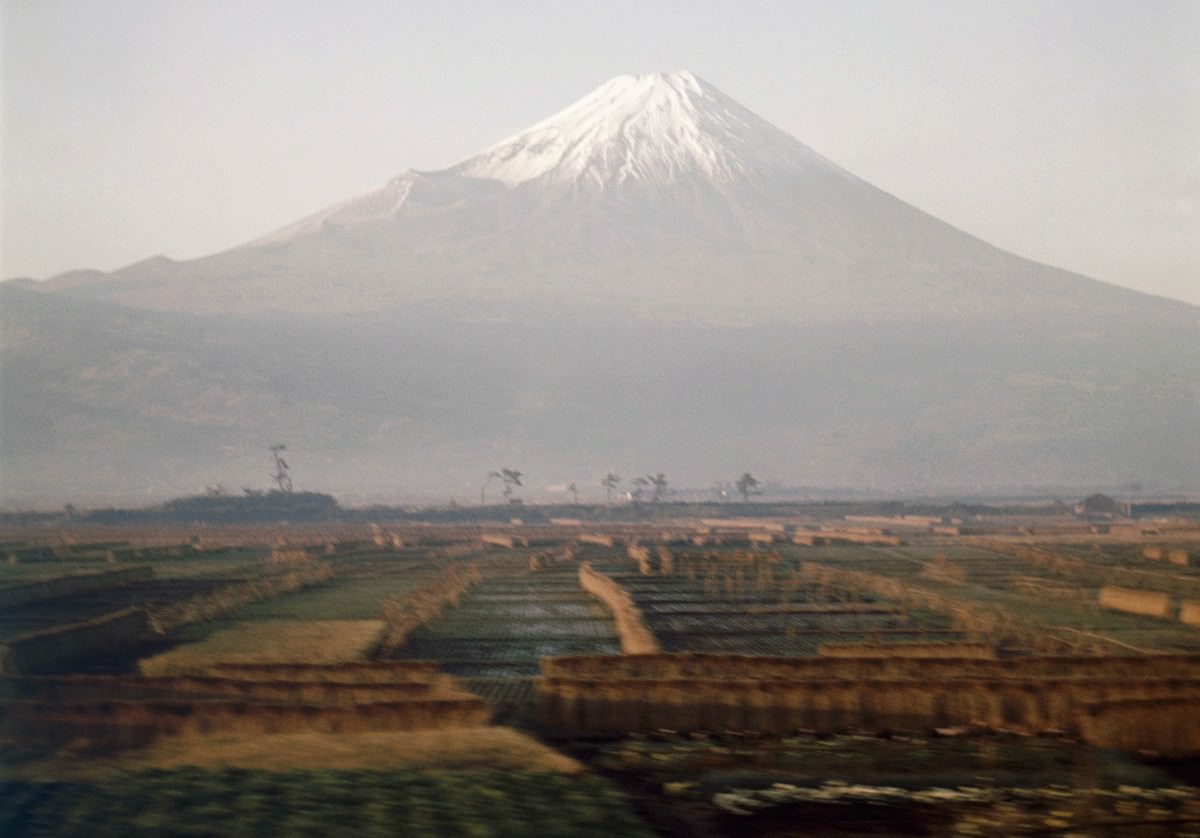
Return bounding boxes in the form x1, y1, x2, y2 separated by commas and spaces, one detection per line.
35, 72, 1186, 325
5, 282, 1196, 502
6, 71, 1197, 502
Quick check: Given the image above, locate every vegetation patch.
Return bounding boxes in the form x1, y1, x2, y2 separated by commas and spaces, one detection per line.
139, 620, 387, 675
0, 767, 652, 837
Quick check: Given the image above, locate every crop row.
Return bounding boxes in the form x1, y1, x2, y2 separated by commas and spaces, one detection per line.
645, 612, 932, 635
418, 617, 616, 641
583, 557, 958, 656
462, 677, 541, 724
402, 637, 621, 664
462, 677, 539, 707
464, 598, 606, 620
392, 565, 620, 681
0, 769, 653, 838
635, 601, 898, 615
653, 632, 820, 655
653, 628, 962, 656
476, 580, 588, 596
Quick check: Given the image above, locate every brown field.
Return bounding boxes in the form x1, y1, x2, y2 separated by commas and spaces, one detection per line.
123, 727, 584, 773
138, 619, 389, 675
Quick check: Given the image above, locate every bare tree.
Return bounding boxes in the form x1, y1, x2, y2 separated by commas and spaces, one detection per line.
648, 472, 668, 503
736, 472, 760, 503
630, 476, 649, 503
500, 468, 523, 504
567, 482, 579, 505
601, 472, 620, 505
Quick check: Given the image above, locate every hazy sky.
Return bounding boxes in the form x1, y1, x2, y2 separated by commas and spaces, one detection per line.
3, 0, 1197, 303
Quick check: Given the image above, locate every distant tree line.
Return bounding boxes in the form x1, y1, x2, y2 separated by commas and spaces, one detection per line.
84, 491, 339, 524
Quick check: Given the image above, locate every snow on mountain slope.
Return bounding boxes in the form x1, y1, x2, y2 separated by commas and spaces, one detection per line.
244, 170, 506, 248
247, 173, 420, 247
244, 70, 852, 249
452, 70, 851, 188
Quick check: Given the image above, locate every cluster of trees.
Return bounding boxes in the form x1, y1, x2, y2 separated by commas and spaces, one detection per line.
479, 469, 763, 506
600, 471, 669, 504
480, 468, 523, 505
86, 491, 340, 524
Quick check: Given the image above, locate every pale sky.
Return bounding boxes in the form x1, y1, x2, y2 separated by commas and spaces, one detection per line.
3, 0, 1197, 304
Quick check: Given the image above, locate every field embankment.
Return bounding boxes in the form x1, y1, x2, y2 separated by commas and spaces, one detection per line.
2, 660, 490, 751
378, 562, 482, 653
578, 562, 659, 654
149, 561, 334, 631
536, 652, 1200, 756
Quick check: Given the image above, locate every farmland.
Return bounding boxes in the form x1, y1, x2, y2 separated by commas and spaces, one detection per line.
390, 554, 619, 723
2, 510, 1200, 835
585, 548, 960, 656
1, 768, 653, 837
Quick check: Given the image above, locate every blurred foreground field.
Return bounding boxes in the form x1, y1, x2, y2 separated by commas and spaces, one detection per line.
2, 768, 648, 837
2, 514, 1199, 835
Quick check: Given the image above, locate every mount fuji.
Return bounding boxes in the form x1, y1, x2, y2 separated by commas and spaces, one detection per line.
4, 71, 1197, 503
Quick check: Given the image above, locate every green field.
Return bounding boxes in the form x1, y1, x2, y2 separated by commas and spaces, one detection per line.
0, 768, 653, 837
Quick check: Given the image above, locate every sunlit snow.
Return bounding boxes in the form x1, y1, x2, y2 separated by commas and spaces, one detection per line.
453, 70, 847, 188
247, 71, 853, 248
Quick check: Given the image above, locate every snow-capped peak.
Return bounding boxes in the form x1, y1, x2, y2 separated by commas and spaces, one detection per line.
241, 71, 852, 250
452, 70, 846, 188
